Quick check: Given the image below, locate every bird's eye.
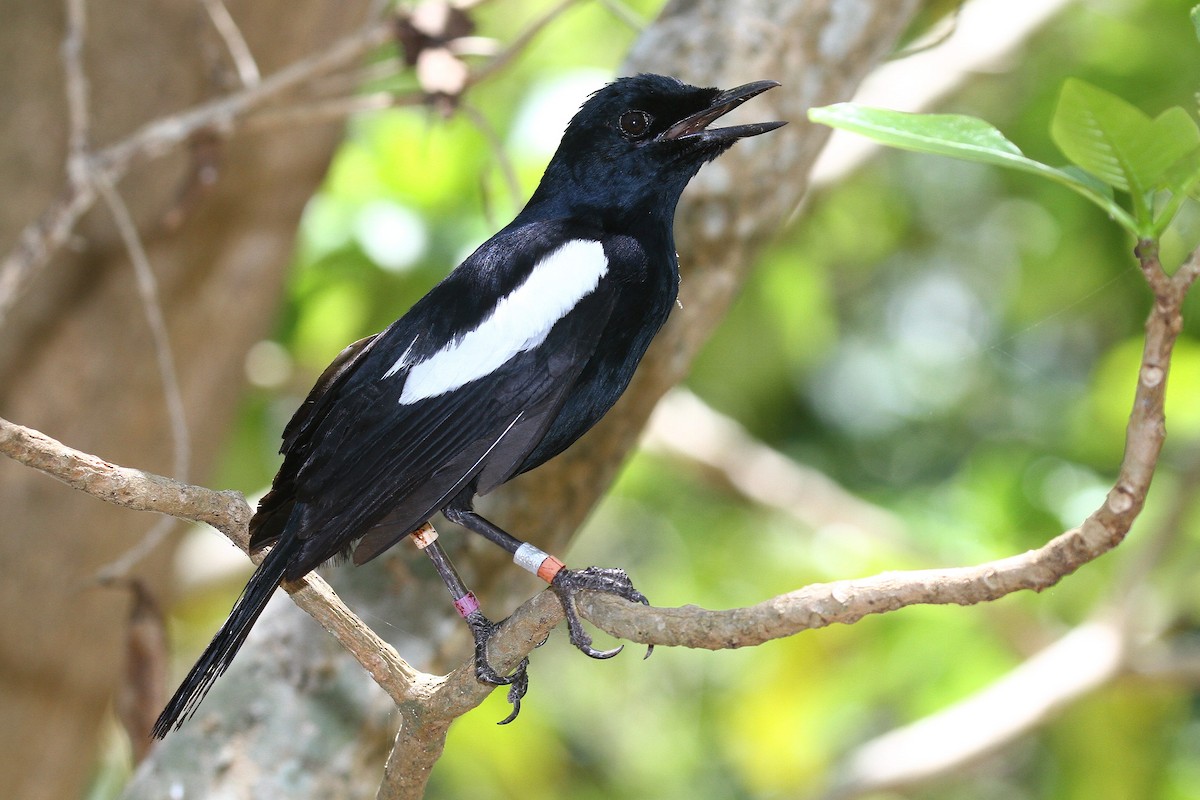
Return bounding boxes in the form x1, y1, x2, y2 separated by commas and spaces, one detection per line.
618, 110, 652, 139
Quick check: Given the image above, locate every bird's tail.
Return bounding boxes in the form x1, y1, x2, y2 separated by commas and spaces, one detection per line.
151, 534, 299, 738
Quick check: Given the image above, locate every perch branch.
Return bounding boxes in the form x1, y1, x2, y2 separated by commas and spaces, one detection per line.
370, 244, 1197, 794
3, 244, 1191, 795
0, 416, 426, 704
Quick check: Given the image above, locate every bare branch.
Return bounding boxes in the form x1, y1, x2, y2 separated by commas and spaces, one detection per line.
1, 1, 581, 331
0, 15, 396, 326
92, 175, 191, 483
578, 245, 1195, 650
201, 0, 262, 87
371, 247, 1198, 794
820, 333, 1200, 797
826, 619, 1125, 799
6, 248, 1192, 796
0, 416, 244, 535
62, 0, 90, 183
644, 388, 908, 547
0, 415, 426, 704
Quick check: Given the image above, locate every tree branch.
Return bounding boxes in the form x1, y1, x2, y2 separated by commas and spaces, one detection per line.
644, 388, 908, 547
816, 280, 1200, 797
0, 0, 584, 329
0, 416, 425, 704
577, 244, 1197, 649
8, 230, 1188, 796
9, 1, 1181, 795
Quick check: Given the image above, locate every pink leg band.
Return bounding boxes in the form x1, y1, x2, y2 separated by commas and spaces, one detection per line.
453, 592, 480, 618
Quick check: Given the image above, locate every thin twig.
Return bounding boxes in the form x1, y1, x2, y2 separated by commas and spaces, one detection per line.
92, 174, 191, 484
88, 173, 191, 578
0, 182, 96, 322
465, 0, 578, 89
459, 101, 523, 213
0, 2, 575, 330
0, 16, 396, 328
0, 0, 102, 331
62, 0, 90, 184
93, 19, 395, 176
201, 0, 262, 87
242, 90, 426, 133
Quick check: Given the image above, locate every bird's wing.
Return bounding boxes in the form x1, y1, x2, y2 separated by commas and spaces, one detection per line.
247, 332, 383, 552
349, 290, 617, 566
252, 225, 618, 576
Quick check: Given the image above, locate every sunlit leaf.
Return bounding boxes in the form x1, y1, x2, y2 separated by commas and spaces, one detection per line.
809, 104, 1024, 167
1154, 149, 1200, 236
1051, 79, 1200, 201
809, 103, 1138, 234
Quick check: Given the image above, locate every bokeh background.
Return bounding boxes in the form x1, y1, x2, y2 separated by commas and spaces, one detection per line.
57, 0, 1200, 796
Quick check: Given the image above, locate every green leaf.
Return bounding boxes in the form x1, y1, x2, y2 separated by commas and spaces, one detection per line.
1051, 79, 1200, 197
808, 103, 1138, 235
1152, 149, 1200, 236
1059, 165, 1115, 200
809, 104, 1026, 168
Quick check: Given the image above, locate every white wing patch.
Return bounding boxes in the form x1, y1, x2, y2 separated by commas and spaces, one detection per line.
398, 239, 608, 405
383, 335, 420, 379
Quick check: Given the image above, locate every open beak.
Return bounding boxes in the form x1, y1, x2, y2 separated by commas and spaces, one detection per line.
658, 80, 786, 143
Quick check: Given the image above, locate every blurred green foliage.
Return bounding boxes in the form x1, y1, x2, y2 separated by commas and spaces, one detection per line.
201, 0, 1200, 797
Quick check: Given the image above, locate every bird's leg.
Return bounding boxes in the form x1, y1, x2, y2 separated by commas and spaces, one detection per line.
409, 523, 528, 724
442, 507, 653, 662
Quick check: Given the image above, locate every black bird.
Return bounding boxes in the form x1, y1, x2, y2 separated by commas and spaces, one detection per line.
153, 73, 784, 737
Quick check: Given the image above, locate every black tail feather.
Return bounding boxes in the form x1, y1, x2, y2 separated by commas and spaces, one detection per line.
151, 535, 299, 738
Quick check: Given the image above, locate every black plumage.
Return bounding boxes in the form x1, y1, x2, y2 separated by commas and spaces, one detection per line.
153, 73, 783, 737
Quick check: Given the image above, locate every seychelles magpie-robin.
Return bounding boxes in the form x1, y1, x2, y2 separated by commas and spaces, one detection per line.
153, 73, 784, 736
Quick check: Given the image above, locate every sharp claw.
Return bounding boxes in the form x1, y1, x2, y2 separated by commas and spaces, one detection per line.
549, 566, 649, 661
497, 658, 529, 724
464, 609, 530, 723
581, 643, 624, 659
474, 661, 516, 686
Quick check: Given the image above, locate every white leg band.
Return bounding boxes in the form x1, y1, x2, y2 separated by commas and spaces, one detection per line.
514, 542, 549, 575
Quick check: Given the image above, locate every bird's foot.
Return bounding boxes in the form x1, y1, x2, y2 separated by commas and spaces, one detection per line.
549, 566, 654, 661
464, 609, 529, 725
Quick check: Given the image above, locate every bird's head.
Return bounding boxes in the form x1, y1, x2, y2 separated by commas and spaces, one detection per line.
525, 74, 785, 222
